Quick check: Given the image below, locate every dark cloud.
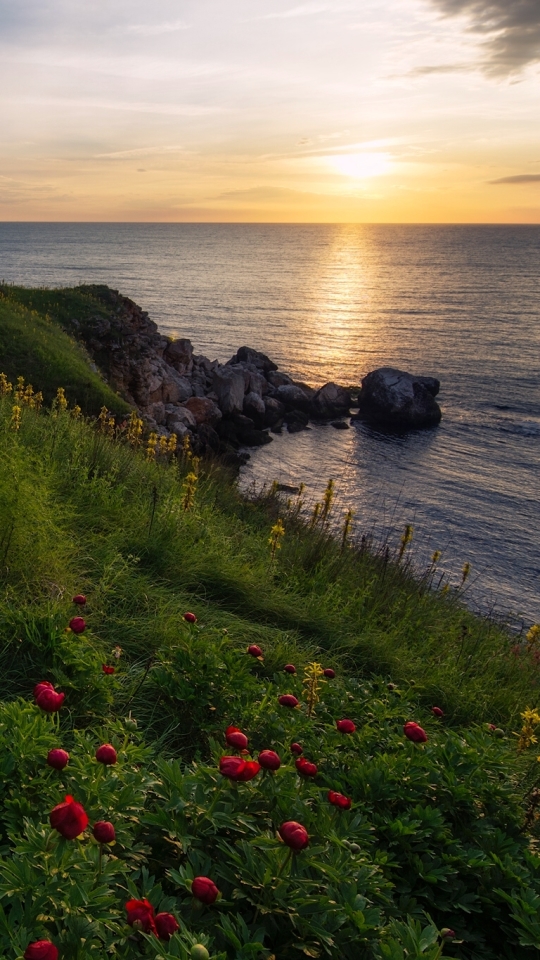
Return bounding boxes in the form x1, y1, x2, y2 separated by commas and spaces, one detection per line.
489, 174, 540, 184
428, 0, 540, 75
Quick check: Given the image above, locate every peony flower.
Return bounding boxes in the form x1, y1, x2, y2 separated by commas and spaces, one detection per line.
191, 946, 210, 960
47, 748, 69, 771
279, 694, 299, 708
279, 821, 309, 850
235, 760, 261, 782
284, 664, 296, 674
102, 664, 115, 675
336, 719, 356, 734
290, 742, 303, 755
431, 706, 444, 718
328, 790, 352, 810
36, 687, 65, 713
192, 876, 219, 904
323, 668, 336, 678
258, 749, 281, 770
219, 755, 246, 779
403, 721, 428, 743
95, 743, 117, 765
295, 757, 317, 777
68, 616, 86, 634
247, 644, 263, 658
93, 821, 115, 844
125, 898, 157, 933
488, 723, 497, 731
183, 612, 197, 624
155, 912, 179, 941
441, 928, 456, 940
33, 681, 54, 699
24, 941, 59, 960
72, 594, 87, 605
50, 794, 89, 839
225, 726, 248, 750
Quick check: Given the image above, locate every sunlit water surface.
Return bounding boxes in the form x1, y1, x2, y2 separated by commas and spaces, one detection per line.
0, 223, 538, 623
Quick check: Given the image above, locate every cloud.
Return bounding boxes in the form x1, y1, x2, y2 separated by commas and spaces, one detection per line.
127, 19, 188, 36
214, 186, 319, 202
489, 174, 540, 184
427, 0, 540, 75
256, 2, 353, 20
406, 62, 474, 76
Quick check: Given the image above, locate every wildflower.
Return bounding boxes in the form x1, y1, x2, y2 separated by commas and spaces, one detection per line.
112, 645, 122, 659
517, 708, 540, 751
398, 523, 413, 560
96, 743, 117, 765
50, 794, 89, 839
284, 663, 296, 674
93, 821, 116, 844
247, 644, 263, 658
321, 478, 335, 522
431, 550, 441, 564
341, 508, 354, 550
55, 387, 68, 412
158, 435, 168, 456
336, 719, 356, 734
259, 749, 281, 770
181, 471, 198, 510
441, 929, 456, 940
303, 661, 325, 717
10, 404, 22, 430
461, 562, 471, 585
309, 502, 321, 527
235, 760, 261, 782
155, 912, 179, 941
323, 668, 335, 679
183, 611, 197, 623
126, 411, 144, 447
72, 594, 87, 605
125, 898, 157, 933
0, 372, 13, 396
526, 624, 540, 647
279, 821, 309, 851
225, 726, 248, 750
403, 721, 428, 743
219, 755, 245, 779
34, 680, 54, 699
488, 723, 497, 731
102, 664, 115, 675
290, 742, 303, 755
295, 757, 318, 777
167, 433, 177, 455
328, 790, 352, 810
146, 432, 158, 461
269, 518, 285, 561
47, 749, 69, 771
279, 694, 299, 708
24, 942, 58, 960
36, 687, 65, 713
431, 706, 444, 718
192, 876, 220, 904
69, 616, 86, 634
71, 404, 82, 419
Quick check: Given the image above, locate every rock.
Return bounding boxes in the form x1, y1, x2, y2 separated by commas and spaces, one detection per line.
246, 369, 268, 396
212, 365, 246, 415
243, 391, 266, 425
147, 401, 166, 425
267, 370, 292, 388
166, 407, 197, 430
182, 397, 222, 426
285, 408, 309, 433
263, 396, 286, 427
353, 367, 442, 429
169, 422, 189, 441
228, 346, 277, 373
164, 338, 194, 375
310, 382, 351, 419
331, 420, 350, 429
239, 429, 273, 447
197, 423, 221, 453
161, 372, 193, 404
276, 384, 312, 411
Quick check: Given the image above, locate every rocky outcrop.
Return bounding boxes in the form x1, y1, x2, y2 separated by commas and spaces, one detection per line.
310, 382, 352, 419
353, 367, 442, 429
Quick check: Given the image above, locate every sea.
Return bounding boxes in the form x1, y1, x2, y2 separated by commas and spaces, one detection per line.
0, 222, 538, 625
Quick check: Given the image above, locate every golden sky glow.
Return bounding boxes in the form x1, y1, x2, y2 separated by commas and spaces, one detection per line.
0, 0, 539, 222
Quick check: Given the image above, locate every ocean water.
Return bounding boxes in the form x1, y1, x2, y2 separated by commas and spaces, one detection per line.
0, 222, 538, 624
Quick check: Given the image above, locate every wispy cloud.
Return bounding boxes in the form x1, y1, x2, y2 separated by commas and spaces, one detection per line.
256, 3, 353, 21
406, 62, 474, 76
127, 19, 188, 36
489, 174, 540, 184
10, 97, 224, 117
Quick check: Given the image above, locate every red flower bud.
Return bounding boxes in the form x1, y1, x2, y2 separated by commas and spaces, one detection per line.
488, 723, 497, 731
95, 743, 117, 765
93, 820, 116, 844
102, 664, 115, 675
24, 941, 59, 960
323, 668, 336, 678
441, 928, 456, 940
403, 721, 428, 743
247, 644, 263, 658
235, 760, 261, 781
290, 742, 303, 755
155, 911, 179, 941
284, 664, 296, 674
36, 688, 65, 713
279, 821, 309, 851
279, 694, 299, 708
69, 616, 86, 634
219, 755, 246, 779
192, 876, 219, 904
431, 706, 444, 718
47, 748, 69, 770
295, 757, 317, 777
72, 594, 87, 605
50, 794, 89, 839
183, 611, 197, 623
259, 749, 281, 770
33, 681, 54, 699
225, 727, 249, 750
328, 790, 352, 810
336, 719, 356, 734
125, 898, 157, 933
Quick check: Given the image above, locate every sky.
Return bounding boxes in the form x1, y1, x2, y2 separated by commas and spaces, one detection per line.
0, 0, 539, 222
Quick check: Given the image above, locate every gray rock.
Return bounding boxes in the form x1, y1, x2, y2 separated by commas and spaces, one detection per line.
161, 372, 193, 404
165, 338, 194, 375
166, 406, 197, 430
247, 369, 268, 396
331, 420, 350, 430
354, 367, 442, 429
267, 370, 293, 388
147, 401, 166, 425
212, 365, 246, 415
276, 383, 312, 411
182, 397, 222, 425
227, 346, 277, 373
310, 382, 351, 419
263, 396, 286, 427
243, 391, 266, 424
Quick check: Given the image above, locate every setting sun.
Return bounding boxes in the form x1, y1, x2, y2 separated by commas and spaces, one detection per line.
328, 152, 392, 180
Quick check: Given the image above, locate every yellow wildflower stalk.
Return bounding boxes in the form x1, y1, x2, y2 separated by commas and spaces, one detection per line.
158, 435, 168, 457
14, 376, 25, 402
303, 661, 325, 718
181, 471, 198, 511
341, 509, 354, 552
55, 387, 68, 412
0, 373, 13, 396
517, 708, 540, 752
320, 478, 335, 522
461, 562, 471, 585
431, 550, 441, 565
309, 502, 321, 528
526, 625, 540, 648
269, 518, 285, 562
146, 432, 158, 462
10, 404, 21, 431
71, 404, 82, 420
126, 411, 144, 447
398, 524, 413, 561
167, 433, 177, 456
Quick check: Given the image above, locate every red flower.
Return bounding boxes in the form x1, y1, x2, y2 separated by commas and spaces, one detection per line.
247, 644, 263, 658
33, 681, 54, 699
284, 664, 296, 674
102, 664, 115, 675
336, 719, 356, 734
431, 706, 444, 718
328, 790, 352, 810
183, 612, 197, 623
69, 616, 86, 634
24, 941, 59, 960
93, 821, 116, 844
95, 743, 117, 765
36, 688, 65, 713
295, 757, 317, 777
279, 694, 299, 708
219, 755, 246, 779
155, 912, 179, 941
125, 898, 157, 933
225, 726, 249, 750
192, 876, 219, 904
279, 821, 309, 851
290, 742, 303, 755
50, 794, 89, 839
488, 723, 497, 731
403, 721, 428, 743
47, 748, 69, 770
235, 760, 261, 782
323, 668, 335, 678
441, 928, 456, 940
259, 749, 281, 770
72, 594, 87, 605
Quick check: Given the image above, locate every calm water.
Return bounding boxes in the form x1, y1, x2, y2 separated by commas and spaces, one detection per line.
0, 223, 539, 623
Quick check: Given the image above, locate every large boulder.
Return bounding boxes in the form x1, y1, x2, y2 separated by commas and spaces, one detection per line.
164, 338, 194, 375
227, 346, 277, 373
212, 365, 246, 415
243, 391, 266, 426
182, 397, 222, 426
354, 367, 441, 429
310, 382, 351, 419
276, 383, 312, 411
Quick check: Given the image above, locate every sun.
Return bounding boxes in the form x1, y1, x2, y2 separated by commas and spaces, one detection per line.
329, 152, 391, 179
